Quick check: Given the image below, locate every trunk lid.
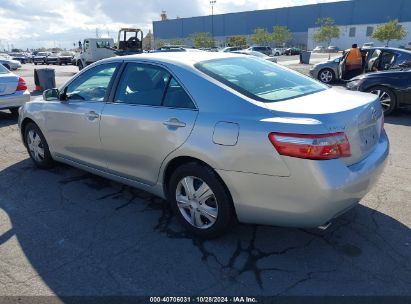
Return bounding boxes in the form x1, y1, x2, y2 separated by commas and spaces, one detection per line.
264, 88, 384, 166
0, 75, 18, 96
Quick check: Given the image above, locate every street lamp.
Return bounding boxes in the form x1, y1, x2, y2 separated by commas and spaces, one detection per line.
210, 0, 216, 46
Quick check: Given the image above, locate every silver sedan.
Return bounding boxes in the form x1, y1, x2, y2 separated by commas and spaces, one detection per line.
18, 52, 389, 238
0, 64, 30, 115
309, 56, 341, 84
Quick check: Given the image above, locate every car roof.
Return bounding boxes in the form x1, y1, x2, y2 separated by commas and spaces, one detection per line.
102, 52, 247, 68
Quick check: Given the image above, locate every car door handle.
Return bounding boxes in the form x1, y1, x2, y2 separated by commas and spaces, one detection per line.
85, 111, 99, 120
163, 118, 186, 128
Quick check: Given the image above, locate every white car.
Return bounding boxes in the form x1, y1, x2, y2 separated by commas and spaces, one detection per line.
272, 48, 285, 56
0, 54, 22, 70
0, 64, 30, 115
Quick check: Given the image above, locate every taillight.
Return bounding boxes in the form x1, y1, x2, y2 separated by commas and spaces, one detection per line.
269, 132, 351, 160
16, 77, 27, 91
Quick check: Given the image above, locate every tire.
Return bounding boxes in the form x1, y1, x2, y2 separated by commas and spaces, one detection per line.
167, 162, 235, 239
77, 61, 84, 71
367, 86, 397, 115
34, 63, 37, 65
24, 122, 54, 169
9, 108, 19, 116
318, 68, 335, 84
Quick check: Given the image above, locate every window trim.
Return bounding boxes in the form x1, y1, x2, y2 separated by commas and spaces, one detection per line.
108, 61, 198, 110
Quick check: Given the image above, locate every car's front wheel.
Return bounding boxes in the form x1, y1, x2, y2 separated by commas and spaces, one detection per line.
24, 122, 54, 169
318, 68, 335, 84
367, 86, 397, 115
168, 163, 235, 239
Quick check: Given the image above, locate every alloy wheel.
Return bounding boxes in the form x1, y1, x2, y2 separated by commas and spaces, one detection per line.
370, 89, 392, 112
319, 70, 333, 83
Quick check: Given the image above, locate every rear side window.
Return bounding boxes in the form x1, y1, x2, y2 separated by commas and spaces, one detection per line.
196, 57, 327, 102
114, 63, 195, 109
0, 64, 9, 74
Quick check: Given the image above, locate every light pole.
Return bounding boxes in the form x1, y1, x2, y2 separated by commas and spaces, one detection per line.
210, 0, 216, 47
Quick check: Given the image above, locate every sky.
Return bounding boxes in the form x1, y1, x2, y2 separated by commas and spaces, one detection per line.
0, 0, 344, 50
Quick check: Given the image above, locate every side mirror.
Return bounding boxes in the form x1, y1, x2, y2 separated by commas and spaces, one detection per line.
43, 88, 60, 101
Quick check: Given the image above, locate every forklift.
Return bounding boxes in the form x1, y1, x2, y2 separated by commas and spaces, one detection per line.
115, 28, 144, 56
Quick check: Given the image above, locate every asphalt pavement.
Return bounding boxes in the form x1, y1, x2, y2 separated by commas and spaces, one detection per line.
0, 61, 410, 297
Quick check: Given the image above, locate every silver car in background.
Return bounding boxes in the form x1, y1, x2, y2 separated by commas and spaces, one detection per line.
0, 54, 22, 70
0, 64, 30, 115
18, 52, 389, 238
309, 56, 341, 83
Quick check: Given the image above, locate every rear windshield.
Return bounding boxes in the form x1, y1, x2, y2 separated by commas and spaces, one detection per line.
195, 57, 327, 102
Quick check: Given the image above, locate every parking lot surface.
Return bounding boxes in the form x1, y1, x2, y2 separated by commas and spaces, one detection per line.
0, 63, 410, 297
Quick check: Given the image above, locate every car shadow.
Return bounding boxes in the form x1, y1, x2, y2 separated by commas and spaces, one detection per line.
385, 108, 411, 126
1, 159, 410, 297
0, 110, 18, 127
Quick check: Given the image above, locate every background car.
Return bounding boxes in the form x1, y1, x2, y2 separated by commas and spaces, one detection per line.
45, 53, 59, 65
313, 46, 325, 53
0, 54, 22, 70
0, 63, 30, 115
18, 52, 388, 238
33, 52, 51, 65
327, 46, 339, 53
272, 48, 285, 56
311, 47, 411, 83
232, 50, 277, 63
221, 46, 242, 52
246, 46, 273, 56
284, 47, 302, 55
9, 53, 28, 64
56, 51, 74, 65
346, 69, 411, 115
309, 56, 341, 84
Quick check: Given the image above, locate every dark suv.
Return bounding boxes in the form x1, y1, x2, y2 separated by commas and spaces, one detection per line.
247, 46, 272, 56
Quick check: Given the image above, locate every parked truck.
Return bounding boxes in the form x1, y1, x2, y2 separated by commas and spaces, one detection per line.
74, 28, 144, 70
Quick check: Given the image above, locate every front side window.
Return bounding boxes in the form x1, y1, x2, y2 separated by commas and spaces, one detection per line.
114, 63, 195, 108
66, 63, 118, 101
196, 57, 327, 102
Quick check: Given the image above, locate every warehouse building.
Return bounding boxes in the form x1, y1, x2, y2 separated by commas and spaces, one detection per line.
152, 0, 411, 50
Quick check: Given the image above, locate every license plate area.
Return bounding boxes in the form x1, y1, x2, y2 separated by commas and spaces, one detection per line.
359, 125, 379, 152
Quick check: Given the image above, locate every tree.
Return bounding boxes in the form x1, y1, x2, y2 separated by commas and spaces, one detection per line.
155, 39, 166, 49
313, 17, 340, 47
251, 28, 272, 46
372, 19, 407, 47
271, 26, 293, 47
169, 38, 184, 46
227, 35, 247, 47
190, 32, 214, 48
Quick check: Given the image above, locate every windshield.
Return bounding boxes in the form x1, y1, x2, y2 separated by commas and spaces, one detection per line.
195, 57, 327, 102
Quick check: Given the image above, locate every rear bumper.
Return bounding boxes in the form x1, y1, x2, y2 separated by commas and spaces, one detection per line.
0, 90, 30, 110
217, 131, 389, 228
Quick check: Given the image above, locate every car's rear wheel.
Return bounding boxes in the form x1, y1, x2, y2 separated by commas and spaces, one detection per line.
367, 86, 397, 115
318, 68, 335, 84
168, 162, 235, 239
24, 122, 54, 169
